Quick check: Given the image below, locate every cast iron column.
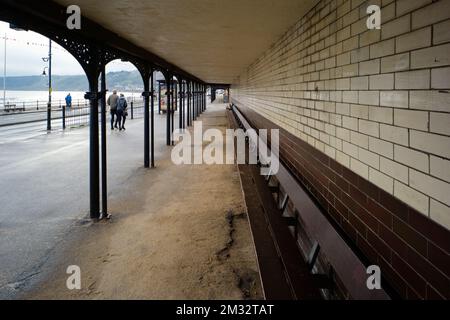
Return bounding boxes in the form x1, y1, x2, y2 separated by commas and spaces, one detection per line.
193, 83, 196, 121
186, 82, 189, 126
47, 40, 52, 131
199, 84, 202, 114
194, 83, 197, 120
166, 75, 171, 146
195, 83, 198, 119
151, 69, 155, 168
100, 67, 107, 217
192, 83, 194, 121
86, 73, 100, 220
187, 82, 191, 126
143, 72, 150, 169
178, 79, 183, 129
182, 81, 185, 129
203, 85, 205, 112
158, 82, 162, 114
171, 79, 175, 145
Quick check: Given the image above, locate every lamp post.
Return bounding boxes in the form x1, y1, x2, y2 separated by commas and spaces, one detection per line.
42, 39, 52, 131
3, 32, 6, 111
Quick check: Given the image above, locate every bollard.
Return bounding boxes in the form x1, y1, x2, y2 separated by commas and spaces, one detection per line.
131, 101, 134, 120
47, 102, 52, 131
62, 104, 66, 130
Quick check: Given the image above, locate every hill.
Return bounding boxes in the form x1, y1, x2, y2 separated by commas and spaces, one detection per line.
0, 70, 146, 92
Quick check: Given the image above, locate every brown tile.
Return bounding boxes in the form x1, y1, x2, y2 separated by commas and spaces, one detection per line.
367, 198, 393, 229
321, 165, 337, 184
334, 198, 349, 220
358, 177, 380, 201
330, 158, 343, 176
349, 184, 368, 208
310, 166, 329, 186
428, 242, 450, 278
367, 229, 392, 262
335, 175, 349, 194
392, 253, 427, 298
342, 218, 357, 243
329, 181, 341, 199
342, 166, 359, 185
315, 149, 330, 166
379, 256, 407, 298
406, 286, 424, 300
426, 285, 445, 300
405, 247, 450, 299
328, 205, 343, 226
357, 234, 379, 265
316, 189, 330, 211
379, 190, 409, 222
348, 211, 368, 238
393, 217, 428, 257
342, 192, 362, 217
379, 223, 409, 258
355, 207, 380, 235
409, 209, 450, 253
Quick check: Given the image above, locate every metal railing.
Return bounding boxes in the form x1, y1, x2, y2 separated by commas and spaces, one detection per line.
0, 97, 147, 129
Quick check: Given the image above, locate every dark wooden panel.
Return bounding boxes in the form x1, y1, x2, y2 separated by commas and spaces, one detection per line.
232, 101, 450, 300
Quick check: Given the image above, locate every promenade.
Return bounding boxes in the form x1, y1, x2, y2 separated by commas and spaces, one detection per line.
0, 101, 262, 300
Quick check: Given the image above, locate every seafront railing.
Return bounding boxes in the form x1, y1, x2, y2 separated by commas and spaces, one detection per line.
1, 98, 90, 113
0, 96, 147, 129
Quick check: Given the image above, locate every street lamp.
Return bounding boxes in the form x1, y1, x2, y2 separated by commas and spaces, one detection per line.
42, 40, 52, 131
3, 32, 6, 111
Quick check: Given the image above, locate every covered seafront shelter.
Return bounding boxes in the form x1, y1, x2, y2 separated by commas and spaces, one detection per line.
1, 0, 449, 300
0, 0, 209, 219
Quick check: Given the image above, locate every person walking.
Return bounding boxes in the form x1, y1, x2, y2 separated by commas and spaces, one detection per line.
107, 90, 119, 130
121, 98, 129, 131
65, 93, 72, 109
115, 94, 128, 131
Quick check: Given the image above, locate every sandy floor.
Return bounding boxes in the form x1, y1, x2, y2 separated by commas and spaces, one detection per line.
28, 103, 263, 300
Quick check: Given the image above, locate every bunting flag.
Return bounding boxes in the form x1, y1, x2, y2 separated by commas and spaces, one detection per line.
0, 35, 67, 52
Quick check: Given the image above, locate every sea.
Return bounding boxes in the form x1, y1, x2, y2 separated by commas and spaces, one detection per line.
0, 90, 143, 107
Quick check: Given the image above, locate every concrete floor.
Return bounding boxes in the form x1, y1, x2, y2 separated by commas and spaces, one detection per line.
0, 110, 165, 298
0, 103, 262, 299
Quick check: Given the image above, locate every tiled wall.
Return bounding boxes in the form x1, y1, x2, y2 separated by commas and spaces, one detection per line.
231, 0, 450, 299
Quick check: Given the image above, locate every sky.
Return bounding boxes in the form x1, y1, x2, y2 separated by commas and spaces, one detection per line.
0, 21, 137, 77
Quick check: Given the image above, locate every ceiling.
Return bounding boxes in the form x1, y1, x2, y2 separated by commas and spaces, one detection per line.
55, 0, 318, 84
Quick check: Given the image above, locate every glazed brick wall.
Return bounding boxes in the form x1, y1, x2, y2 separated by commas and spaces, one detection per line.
231, 0, 450, 299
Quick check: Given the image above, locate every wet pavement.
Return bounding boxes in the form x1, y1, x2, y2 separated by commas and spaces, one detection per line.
0, 111, 171, 298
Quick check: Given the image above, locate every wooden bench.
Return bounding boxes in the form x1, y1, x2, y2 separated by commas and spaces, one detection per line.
228, 109, 322, 300
229, 105, 391, 300
4, 104, 25, 112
